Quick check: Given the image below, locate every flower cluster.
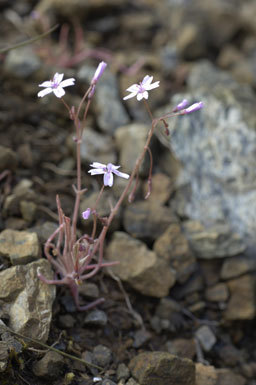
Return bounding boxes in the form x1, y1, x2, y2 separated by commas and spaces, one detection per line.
37, 66, 204, 311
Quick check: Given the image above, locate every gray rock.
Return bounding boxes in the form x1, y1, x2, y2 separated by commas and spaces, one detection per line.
0, 229, 41, 265
0, 341, 8, 372
0, 259, 55, 342
29, 221, 58, 244
157, 60, 256, 255
117, 363, 130, 381
33, 351, 64, 378
77, 65, 129, 134
133, 329, 151, 348
3, 179, 36, 217
84, 310, 108, 327
0, 145, 18, 172
195, 325, 216, 352
183, 220, 246, 259
224, 274, 256, 320
123, 201, 175, 242
129, 351, 195, 385
93, 344, 112, 367
79, 282, 99, 299
58, 314, 75, 329
106, 232, 176, 297
5, 47, 41, 77
67, 127, 117, 165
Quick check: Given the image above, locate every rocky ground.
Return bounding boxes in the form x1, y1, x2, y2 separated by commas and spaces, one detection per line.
1, 0, 256, 384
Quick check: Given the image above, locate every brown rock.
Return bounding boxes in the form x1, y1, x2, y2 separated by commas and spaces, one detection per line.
166, 338, 196, 360
205, 283, 229, 302
106, 232, 176, 297
216, 368, 246, 385
129, 351, 195, 385
154, 223, 196, 283
224, 274, 256, 320
0, 259, 56, 342
142, 173, 173, 204
221, 256, 256, 280
115, 123, 152, 176
0, 229, 41, 265
195, 363, 217, 385
0, 145, 18, 172
33, 351, 64, 378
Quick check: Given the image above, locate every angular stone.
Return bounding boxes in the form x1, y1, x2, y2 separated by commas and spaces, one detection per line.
0, 259, 56, 342
143, 173, 174, 205
205, 283, 229, 303
224, 274, 256, 320
0, 229, 41, 265
5, 46, 41, 77
93, 345, 112, 367
20, 200, 37, 223
33, 351, 64, 378
196, 363, 217, 385
115, 123, 152, 176
166, 338, 196, 360
183, 221, 245, 259
0, 145, 18, 172
129, 352, 195, 385
216, 369, 246, 385
84, 310, 108, 327
221, 256, 256, 280
158, 61, 256, 254
195, 326, 216, 352
123, 201, 175, 241
154, 223, 196, 283
106, 232, 176, 297
3, 179, 36, 217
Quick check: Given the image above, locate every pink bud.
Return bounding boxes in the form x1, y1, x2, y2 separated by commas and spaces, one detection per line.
184, 101, 204, 114
91, 61, 107, 85
173, 99, 188, 112
82, 208, 91, 220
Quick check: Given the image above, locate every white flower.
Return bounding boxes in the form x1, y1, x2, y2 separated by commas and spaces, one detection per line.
88, 162, 129, 187
123, 75, 160, 101
38, 73, 75, 98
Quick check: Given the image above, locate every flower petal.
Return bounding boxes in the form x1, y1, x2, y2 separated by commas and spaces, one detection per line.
123, 92, 138, 100
53, 73, 64, 84
112, 169, 129, 179
53, 87, 65, 98
38, 88, 53, 98
60, 78, 76, 88
90, 162, 106, 169
88, 168, 105, 175
126, 84, 139, 93
137, 91, 148, 101
104, 172, 113, 187
38, 80, 52, 88
145, 81, 160, 91
142, 75, 153, 86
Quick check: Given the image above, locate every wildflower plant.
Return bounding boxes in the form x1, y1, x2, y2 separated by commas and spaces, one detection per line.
37, 61, 203, 311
